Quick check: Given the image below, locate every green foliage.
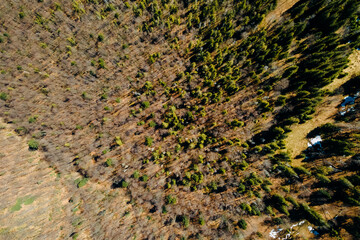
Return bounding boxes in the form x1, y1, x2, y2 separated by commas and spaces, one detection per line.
314, 189, 332, 200
294, 166, 311, 176
120, 180, 129, 188
280, 165, 298, 179
238, 160, 249, 171
28, 139, 39, 150
141, 175, 149, 182
270, 127, 286, 140
308, 123, 340, 138
2, 0, 359, 237
98, 58, 106, 69
338, 177, 354, 189
19, 12, 25, 19
115, 136, 123, 146
28, 115, 38, 123
76, 178, 88, 188
165, 195, 177, 204
230, 119, 244, 128
270, 194, 289, 215
145, 136, 153, 146
323, 139, 354, 156
283, 117, 300, 125
141, 101, 150, 109
209, 181, 217, 192
283, 66, 298, 78
98, 33, 104, 42
273, 217, 283, 225
286, 196, 299, 208
199, 216, 205, 225
148, 53, 160, 64
182, 215, 190, 228
133, 170, 140, 179
316, 174, 331, 184
271, 152, 291, 164
237, 184, 245, 194
149, 121, 156, 128
299, 203, 328, 227
258, 98, 272, 112
67, 37, 76, 46
105, 158, 112, 167
0, 92, 8, 101
237, 219, 247, 230
240, 203, 252, 214
265, 206, 274, 216
162, 205, 168, 214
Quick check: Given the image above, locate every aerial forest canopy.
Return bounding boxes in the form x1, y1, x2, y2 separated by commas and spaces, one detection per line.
0, 0, 360, 239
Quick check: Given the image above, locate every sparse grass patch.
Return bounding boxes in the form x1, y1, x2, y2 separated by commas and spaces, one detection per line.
10, 196, 36, 212
75, 178, 88, 188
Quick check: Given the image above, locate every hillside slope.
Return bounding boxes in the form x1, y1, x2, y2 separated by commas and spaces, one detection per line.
0, 0, 360, 239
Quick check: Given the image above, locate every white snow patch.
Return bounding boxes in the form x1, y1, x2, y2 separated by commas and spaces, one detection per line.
341, 96, 355, 107
269, 221, 315, 239
269, 228, 282, 238
339, 92, 359, 116
308, 135, 322, 147
290, 220, 306, 229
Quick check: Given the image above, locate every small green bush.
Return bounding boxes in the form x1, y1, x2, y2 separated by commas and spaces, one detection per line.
28, 139, 39, 150
97, 33, 104, 42
238, 219, 247, 229
0, 92, 8, 101
141, 175, 149, 182
142, 101, 150, 109
230, 119, 244, 128
165, 195, 177, 204
294, 166, 311, 176
98, 58, 105, 69
133, 170, 140, 179
182, 215, 190, 228
145, 136, 153, 146
120, 180, 129, 188
316, 174, 331, 184
105, 158, 112, 167
199, 217, 205, 225
299, 203, 328, 227
77, 178, 88, 188
19, 12, 25, 19
338, 177, 354, 189
149, 121, 156, 127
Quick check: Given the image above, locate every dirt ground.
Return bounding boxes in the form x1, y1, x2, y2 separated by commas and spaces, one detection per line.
261, 0, 300, 27
285, 50, 360, 165
324, 50, 360, 92
0, 119, 74, 239
284, 95, 341, 165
